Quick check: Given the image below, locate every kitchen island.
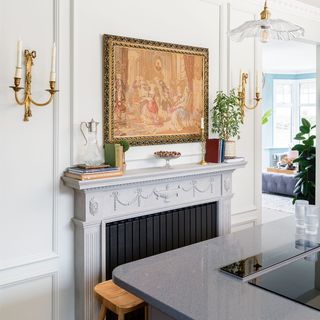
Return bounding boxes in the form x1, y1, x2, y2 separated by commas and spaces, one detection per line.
113, 217, 320, 320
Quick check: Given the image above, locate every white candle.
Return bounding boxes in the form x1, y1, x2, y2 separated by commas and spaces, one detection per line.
50, 43, 56, 82
51, 42, 56, 73
15, 67, 22, 79
201, 117, 204, 129
16, 40, 22, 68
255, 70, 260, 94
239, 69, 243, 91
15, 40, 22, 79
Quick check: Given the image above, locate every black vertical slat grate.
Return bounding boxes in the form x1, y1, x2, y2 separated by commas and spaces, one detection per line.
105, 202, 217, 279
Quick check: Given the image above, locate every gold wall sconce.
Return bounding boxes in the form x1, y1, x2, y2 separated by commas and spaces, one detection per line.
238, 71, 262, 119
10, 41, 58, 121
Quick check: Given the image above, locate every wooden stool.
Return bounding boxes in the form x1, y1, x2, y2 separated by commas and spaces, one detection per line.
94, 280, 148, 320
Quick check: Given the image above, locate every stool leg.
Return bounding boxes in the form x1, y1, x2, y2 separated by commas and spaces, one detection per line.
99, 305, 107, 320
118, 311, 125, 320
144, 305, 148, 320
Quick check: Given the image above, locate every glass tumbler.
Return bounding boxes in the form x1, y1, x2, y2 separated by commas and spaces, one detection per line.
305, 205, 320, 236
295, 200, 309, 234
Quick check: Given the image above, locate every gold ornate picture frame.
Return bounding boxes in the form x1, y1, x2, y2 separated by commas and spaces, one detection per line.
103, 34, 208, 146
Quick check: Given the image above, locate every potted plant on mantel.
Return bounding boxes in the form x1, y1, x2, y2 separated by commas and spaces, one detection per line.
119, 139, 130, 171
211, 89, 243, 159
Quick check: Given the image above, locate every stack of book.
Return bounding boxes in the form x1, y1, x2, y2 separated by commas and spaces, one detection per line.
205, 139, 225, 163
104, 143, 123, 168
64, 164, 123, 180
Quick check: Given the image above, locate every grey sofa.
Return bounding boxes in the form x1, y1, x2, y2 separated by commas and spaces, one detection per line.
262, 172, 297, 197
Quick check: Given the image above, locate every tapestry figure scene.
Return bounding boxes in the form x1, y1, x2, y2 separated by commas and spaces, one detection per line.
113, 45, 205, 139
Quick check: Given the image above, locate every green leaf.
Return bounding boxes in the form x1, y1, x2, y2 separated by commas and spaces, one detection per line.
295, 172, 305, 179
300, 125, 310, 134
261, 109, 272, 125
294, 134, 305, 141
303, 137, 315, 147
292, 144, 304, 152
301, 118, 311, 129
296, 178, 304, 187
294, 185, 302, 194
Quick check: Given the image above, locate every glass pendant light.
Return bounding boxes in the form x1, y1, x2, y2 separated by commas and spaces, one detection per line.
230, 1, 304, 43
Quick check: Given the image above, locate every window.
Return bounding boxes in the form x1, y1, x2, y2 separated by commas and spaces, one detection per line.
273, 78, 316, 148
300, 80, 316, 134
273, 80, 293, 148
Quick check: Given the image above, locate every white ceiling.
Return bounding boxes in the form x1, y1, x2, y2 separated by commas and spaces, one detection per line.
297, 0, 320, 8
263, 40, 316, 74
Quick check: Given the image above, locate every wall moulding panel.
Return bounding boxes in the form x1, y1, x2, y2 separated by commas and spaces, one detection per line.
0, 272, 59, 320
228, 3, 259, 223
0, 0, 60, 270
0, 0, 73, 319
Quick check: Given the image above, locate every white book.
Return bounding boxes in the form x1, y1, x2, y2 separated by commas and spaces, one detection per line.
224, 157, 245, 164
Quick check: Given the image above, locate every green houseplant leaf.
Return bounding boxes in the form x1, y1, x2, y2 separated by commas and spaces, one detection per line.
292, 118, 316, 205
211, 89, 243, 141
262, 109, 272, 125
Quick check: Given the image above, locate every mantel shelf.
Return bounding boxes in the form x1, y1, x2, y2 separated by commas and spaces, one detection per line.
62, 161, 246, 191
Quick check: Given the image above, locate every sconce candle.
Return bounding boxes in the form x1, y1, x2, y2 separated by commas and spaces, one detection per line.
201, 117, 204, 129
255, 71, 260, 94
50, 43, 56, 82
15, 40, 22, 78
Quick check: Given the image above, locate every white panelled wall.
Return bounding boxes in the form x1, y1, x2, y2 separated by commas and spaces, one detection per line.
0, 0, 320, 319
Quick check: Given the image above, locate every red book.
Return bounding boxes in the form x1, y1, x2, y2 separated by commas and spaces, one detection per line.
205, 139, 220, 163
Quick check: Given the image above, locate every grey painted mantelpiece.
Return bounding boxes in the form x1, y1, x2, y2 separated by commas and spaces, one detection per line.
62, 161, 246, 320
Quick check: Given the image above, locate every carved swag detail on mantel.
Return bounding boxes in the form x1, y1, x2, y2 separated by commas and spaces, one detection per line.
111, 177, 216, 211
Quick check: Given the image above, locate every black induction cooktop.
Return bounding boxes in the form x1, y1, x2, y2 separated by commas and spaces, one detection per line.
220, 239, 320, 281
249, 253, 320, 312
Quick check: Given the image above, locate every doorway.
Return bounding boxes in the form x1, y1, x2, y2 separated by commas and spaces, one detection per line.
261, 41, 317, 223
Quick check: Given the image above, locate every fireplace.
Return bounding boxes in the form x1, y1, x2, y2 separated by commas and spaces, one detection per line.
63, 161, 245, 320
105, 202, 217, 279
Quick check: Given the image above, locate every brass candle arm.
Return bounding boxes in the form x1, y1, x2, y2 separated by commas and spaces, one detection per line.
10, 49, 58, 122
238, 72, 262, 119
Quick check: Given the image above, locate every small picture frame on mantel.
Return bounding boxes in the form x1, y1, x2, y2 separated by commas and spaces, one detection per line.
103, 34, 209, 146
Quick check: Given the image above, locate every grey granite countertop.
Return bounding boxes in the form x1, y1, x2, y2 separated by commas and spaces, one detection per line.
113, 217, 320, 320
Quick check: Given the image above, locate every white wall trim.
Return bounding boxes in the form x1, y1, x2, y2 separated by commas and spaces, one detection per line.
0, 271, 59, 320
232, 205, 258, 216
0, 253, 59, 273
70, 0, 76, 165
52, 0, 60, 258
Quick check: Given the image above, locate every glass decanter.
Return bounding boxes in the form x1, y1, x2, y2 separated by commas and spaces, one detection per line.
80, 119, 104, 166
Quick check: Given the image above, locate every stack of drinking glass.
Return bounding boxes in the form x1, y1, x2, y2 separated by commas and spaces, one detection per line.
295, 200, 320, 236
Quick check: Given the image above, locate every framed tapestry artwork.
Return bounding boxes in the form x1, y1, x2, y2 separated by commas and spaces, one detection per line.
103, 34, 209, 146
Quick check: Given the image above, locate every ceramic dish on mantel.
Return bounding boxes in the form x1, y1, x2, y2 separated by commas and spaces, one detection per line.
154, 151, 181, 169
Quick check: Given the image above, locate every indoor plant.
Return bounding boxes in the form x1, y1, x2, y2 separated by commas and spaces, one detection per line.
292, 118, 316, 204
119, 139, 130, 171
211, 89, 243, 158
